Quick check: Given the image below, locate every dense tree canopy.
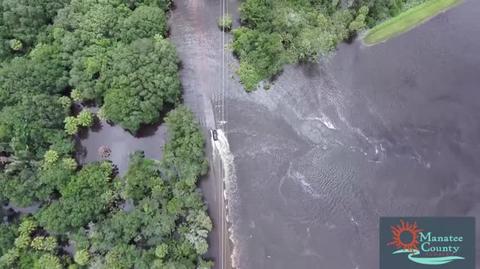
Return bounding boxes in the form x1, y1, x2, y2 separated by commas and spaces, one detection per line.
233, 0, 427, 90
102, 37, 181, 132
37, 162, 117, 233
82, 107, 211, 268
0, 44, 70, 108
0, 94, 72, 206
121, 5, 168, 43
351, 0, 428, 26
0, 107, 212, 268
53, 0, 179, 132
0, 0, 70, 59
0, 0, 212, 267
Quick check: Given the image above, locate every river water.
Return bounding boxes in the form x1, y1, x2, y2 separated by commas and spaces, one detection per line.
224, 0, 480, 268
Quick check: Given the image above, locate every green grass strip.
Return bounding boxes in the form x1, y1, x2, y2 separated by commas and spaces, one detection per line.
364, 0, 463, 45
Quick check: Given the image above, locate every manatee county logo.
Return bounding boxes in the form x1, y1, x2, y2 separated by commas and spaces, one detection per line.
388, 220, 423, 251
387, 219, 465, 265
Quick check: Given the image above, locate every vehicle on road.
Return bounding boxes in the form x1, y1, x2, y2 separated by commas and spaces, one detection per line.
211, 129, 218, 141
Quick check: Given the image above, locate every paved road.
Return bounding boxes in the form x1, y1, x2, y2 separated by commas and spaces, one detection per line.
169, 0, 235, 268
218, 1, 480, 268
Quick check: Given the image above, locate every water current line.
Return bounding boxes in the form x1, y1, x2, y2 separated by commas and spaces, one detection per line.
212, 129, 239, 269
215, 0, 235, 267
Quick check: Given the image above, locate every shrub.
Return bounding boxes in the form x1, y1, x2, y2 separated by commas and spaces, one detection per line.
64, 117, 79, 135
73, 249, 90, 266
217, 14, 233, 32
77, 110, 94, 127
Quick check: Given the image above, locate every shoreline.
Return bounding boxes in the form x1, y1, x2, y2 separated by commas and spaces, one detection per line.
363, 0, 463, 45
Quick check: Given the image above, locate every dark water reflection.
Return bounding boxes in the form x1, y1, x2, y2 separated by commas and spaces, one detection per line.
77, 112, 166, 176
225, 0, 480, 268
75, 0, 480, 267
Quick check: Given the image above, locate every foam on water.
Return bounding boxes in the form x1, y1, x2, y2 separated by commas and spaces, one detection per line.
212, 129, 241, 268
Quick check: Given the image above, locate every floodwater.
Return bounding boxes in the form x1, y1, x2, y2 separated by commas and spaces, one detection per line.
79, 0, 480, 268
169, 0, 226, 266
79, 0, 228, 267
77, 113, 166, 175
223, 0, 480, 268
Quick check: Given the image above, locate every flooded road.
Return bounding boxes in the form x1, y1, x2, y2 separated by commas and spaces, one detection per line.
170, 0, 234, 268
79, 0, 233, 267
79, 0, 480, 268
224, 0, 480, 268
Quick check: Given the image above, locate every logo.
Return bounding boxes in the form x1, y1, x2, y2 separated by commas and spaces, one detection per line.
380, 217, 475, 269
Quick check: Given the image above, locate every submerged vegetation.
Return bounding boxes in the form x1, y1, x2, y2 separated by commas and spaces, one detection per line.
0, 0, 212, 268
233, 0, 431, 91
218, 14, 233, 32
364, 0, 462, 45
0, 107, 212, 268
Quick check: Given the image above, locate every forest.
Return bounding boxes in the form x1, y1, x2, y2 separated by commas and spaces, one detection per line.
0, 0, 213, 268
232, 0, 428, 90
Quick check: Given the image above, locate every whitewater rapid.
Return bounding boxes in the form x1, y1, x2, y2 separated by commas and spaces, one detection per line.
212, 129, 241, 268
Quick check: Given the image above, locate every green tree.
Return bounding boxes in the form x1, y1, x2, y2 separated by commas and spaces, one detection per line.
64, 117, 79, 135
349, 6, 369, 32
0, 94, 72, 206
69, 45, 109, 102
0, 0, 70, 58
233, 0, 421, 90
37, 162, 116, 233
89, 210, 143, 253
0, 224, 17, 257
103, 244, 140, 269
18, 219, 36, 237
73, 249, 90, 266
198, 258, 214, 269
37, 158, 76, 201
232, 28, 286, 90
121, 5, 168, 43
218, 14, 233, 32
154, 243, 168, 260
77, 110, 94, 127
58, 96, 72, 110
0, 1, 216, 268
43, 150, 59, 167
34, 254, 62, 269
0, 44, 69, 107
30, 237, 57, 252
123, 152, 160, 202
102, 37, 181, 132
55, 1, 130, 47
162, 106, 208, 182
0, 94, 69, 157
123, 0, 172, 11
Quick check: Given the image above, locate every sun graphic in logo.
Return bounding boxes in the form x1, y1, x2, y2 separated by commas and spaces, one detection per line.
388, 220, 423, 251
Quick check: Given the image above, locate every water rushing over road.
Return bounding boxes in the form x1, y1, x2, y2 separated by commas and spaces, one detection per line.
212, 129, 240, 268
169, 1, 235, 268
223, 0, 480, 268
83, 0, 480, 268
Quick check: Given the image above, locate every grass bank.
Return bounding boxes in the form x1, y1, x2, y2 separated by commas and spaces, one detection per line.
364, 0, 463, 45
